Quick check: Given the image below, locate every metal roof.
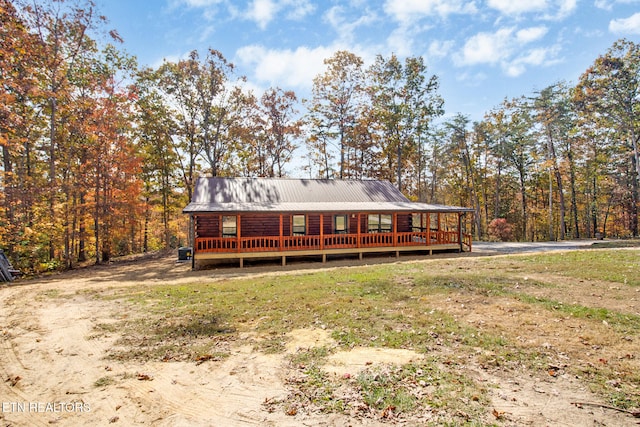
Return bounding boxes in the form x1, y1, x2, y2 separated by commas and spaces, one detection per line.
183, 177, 474, 214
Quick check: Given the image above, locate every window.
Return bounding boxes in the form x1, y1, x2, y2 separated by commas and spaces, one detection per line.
292, 214, 306, 235
334, 215, 348, 234
430, 213, 439, 231
412, 213, 424, 232
222, 215, 237, 238
368, 214, 392, 233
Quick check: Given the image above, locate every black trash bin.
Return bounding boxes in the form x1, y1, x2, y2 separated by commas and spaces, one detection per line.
178, 247, 192, 261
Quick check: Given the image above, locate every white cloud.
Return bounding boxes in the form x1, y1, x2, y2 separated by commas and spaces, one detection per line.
242, 0, 314, 28
516, 26, 548, 42
324, 6, 378, 44
554, 0, 577, 19
386, 27, 416, 56
506, 46, 558, 76
487, 0, 547, 15
597, 0, 640, 10
176, 0, 223, 7
235, 44, 337, 89
487, 0, 576, 19
455, 26, 557, 76
246, 0, 277, 29
283, 0, 315, 20
457, 28, 514, 65
595, 0, 613, 10
609, 12, 640, 34
428, 40, 455, 58
383, 0, 477, 24
176, 0, 314, 29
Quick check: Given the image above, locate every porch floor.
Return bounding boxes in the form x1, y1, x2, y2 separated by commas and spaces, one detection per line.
194, 243, 463, 268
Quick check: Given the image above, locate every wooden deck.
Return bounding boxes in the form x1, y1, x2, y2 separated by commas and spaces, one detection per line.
194, 230, 472, 267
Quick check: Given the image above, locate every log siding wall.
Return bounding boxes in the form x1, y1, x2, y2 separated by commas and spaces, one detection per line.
194, 213, 418, 238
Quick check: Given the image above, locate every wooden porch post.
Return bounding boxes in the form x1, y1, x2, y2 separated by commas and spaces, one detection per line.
320, 214, 324, 249
237, 215, 242, 253
426, 212, 430, 245
458, 212, 463, 252
320, 214, 326, 263
393, 212, 399, 258
357, 213, 362, 260
237, 214, 242, 267
279, 214, 283, 251
190, 214, 195, 270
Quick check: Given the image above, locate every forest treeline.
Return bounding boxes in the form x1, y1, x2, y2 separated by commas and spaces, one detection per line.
1, 0, 639, 273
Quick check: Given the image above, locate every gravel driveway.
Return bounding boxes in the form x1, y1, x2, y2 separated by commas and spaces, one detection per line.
472, 239, 598, 254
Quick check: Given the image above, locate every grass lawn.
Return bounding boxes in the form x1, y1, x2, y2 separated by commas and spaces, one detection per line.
89, 247, 640, 424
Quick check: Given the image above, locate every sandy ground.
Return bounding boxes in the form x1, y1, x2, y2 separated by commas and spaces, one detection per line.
0, 243, 638, 426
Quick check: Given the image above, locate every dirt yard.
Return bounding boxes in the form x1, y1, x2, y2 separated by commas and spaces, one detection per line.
1, 246, 638, 426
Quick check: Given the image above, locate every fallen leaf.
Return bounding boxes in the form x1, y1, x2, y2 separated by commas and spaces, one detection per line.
136, 373, 153, 381
286, 405, 297, 416
6, 375, 21, 386
492, 409, 505, 420
195, 354, 216, 365
382, 405, 396, 419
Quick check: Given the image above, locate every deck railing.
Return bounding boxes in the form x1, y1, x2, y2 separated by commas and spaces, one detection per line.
195, 231, 471, 254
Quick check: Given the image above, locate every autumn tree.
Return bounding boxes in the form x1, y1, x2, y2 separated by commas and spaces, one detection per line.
576, 39, 640, 237
154, 49, 244, 197
20, 0, 107, 260
483, 98, 536, 240
422, 125, 447, 204
135, 68, 184, 250
0, 0, 41, 261
258, 88, 301, 177
530, 83, 577, 240
443, 114, 484, 238
367, 54, 443, 193
306, 51, 366, 179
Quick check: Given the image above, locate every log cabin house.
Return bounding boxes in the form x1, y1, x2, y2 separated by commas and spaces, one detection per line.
183, 177, 474, 268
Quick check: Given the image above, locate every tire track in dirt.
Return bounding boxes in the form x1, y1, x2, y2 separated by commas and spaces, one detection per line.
0, 288, 53, 427
111, 345, 289, 425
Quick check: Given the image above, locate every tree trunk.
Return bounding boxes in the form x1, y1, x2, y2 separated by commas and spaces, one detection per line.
631, 152, 639, 237
48, 97, 57, 260
567, 148, 580, 238
519, 169, 528, 241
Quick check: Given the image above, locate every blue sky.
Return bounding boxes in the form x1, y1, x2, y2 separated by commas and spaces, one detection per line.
97, 0, 640, 121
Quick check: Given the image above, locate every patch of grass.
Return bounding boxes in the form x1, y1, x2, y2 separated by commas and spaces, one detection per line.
512, 250, 640, 286
580, 364, 640, 411
514, 294, 640, 335
94, 376, 115, 388
591, 239, 640, 249
356, 359, 489, 422
289, 346, 332, 367
36, 289, 72, 301
98, 248, 639, 418
104, 313, 234, 363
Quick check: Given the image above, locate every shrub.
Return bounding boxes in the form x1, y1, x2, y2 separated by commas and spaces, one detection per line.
488, 218, 514, 241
